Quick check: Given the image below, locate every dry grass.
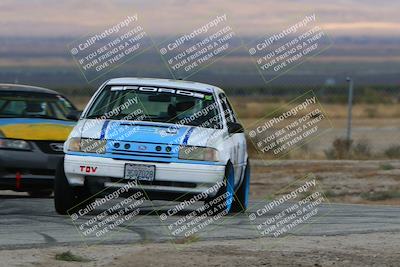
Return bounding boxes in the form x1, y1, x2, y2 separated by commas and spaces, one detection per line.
229, 97, 400, 119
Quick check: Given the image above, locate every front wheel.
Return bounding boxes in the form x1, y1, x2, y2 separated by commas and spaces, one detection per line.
205, 162, 235, 215
231, 159, 250, 213
54, 158, 79, 215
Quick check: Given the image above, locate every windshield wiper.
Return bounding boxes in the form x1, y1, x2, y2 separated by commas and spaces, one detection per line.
85, 114, 171, 122
85, 114, 142, 120
85, 114, 104, 119
22, 114, 69, 121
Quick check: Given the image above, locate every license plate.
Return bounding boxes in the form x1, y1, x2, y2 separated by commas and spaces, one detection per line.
124, 164, 155, 181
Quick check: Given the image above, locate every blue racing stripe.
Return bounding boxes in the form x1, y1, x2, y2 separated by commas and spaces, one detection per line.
182, 127, 195, 145
100, 121, 110, 140
0, 118, 75, 126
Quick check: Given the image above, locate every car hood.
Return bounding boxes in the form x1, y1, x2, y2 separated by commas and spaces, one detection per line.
0, 118, 76, 141
78, 119, 225, 147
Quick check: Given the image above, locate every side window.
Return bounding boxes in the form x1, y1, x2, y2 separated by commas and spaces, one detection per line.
224, 95, 238, 122
4, 100, 26, 115
219, 93, 236, 123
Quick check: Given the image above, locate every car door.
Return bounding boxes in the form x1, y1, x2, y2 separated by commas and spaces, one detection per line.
218, 93, 246, 186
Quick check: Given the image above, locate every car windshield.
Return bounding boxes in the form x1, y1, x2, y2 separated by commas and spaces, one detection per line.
85, 85, 223, 129
0, 92, 76, 120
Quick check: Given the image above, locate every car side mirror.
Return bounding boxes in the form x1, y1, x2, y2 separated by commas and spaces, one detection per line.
227, 122, 244, 134
66, 110, 81, 121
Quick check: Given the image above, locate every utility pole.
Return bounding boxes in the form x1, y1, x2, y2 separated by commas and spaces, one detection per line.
346, 77, 354, 147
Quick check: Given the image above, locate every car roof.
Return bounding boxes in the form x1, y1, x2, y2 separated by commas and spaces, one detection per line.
105, 77, 225, 94
0, 83, 59, 94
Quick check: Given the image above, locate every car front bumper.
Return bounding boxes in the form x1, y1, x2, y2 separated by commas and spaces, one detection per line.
0, 147, 63, 191
64, 154, 226, 200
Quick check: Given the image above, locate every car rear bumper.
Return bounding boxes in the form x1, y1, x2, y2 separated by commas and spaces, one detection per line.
64, 154, 226, 199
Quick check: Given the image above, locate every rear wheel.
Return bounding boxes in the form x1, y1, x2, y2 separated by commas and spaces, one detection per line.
54, 158, 80, 215
231, 159, 250, 213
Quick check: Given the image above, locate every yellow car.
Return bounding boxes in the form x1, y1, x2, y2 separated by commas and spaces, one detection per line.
0, 84, 78, 197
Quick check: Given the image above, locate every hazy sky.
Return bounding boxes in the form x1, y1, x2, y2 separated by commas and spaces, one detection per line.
0, 0, 399, 37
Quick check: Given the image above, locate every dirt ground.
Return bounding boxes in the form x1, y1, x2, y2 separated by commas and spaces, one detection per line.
250, 160, 400, 205
1, 232, 399, 267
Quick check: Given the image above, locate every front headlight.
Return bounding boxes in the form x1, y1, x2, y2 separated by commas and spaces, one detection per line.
67, 137, 81, 152
0, 138, 31, 150
178, 146, 219, 162
67, 137, 106, 154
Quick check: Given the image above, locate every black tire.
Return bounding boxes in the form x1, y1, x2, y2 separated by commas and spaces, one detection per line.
54, 158, 78, 215
205, 162, 235, 215
28, 190, 53, 198
231, 159, 251, 213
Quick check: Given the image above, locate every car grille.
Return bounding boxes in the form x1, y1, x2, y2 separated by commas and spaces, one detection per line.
34, 141, 64, 154
111, 150, 173, 158
110, 141, 176, 159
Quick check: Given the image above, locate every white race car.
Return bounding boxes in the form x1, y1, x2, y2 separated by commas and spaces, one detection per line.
54, 78, 250, 215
